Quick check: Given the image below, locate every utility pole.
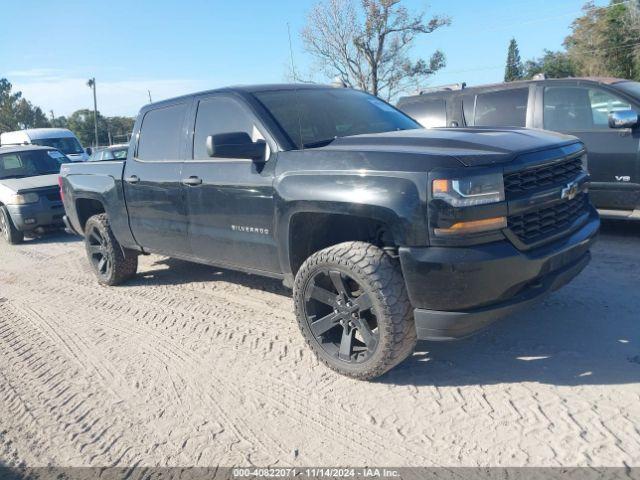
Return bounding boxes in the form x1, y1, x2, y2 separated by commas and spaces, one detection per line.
49, 110, 54, 121
87, 78, 99, 147
147, 90, 153, 103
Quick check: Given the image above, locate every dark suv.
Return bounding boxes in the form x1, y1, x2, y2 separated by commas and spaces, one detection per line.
398, 77, 640, 220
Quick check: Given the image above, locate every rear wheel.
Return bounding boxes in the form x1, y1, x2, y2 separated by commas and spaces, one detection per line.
0, 206, 24, 245
84, 213, 138, 285
293, 241, 416, 380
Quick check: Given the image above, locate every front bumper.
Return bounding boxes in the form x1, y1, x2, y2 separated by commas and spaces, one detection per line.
7, 202, 65, 232
399, 209, 599, 341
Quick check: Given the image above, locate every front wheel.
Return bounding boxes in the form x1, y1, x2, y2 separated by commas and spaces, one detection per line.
293, 241, 416, 380
0, 206, 24, 245
84, 213, 138, 285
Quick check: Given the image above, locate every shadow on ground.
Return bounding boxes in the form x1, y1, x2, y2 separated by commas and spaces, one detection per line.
384, 220, 640, 387
129, 257, 290, 296
119, 220, 640, 388
21, 230, 80, 245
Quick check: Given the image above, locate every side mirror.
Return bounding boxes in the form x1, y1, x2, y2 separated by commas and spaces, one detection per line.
85, 147, 93, 156
206, 132, 266, 160
608, 109, 639, 129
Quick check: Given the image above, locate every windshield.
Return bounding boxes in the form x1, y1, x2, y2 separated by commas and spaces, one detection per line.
90, 147, 129, 161
112, 147, 128, 159
32, 136, 83, 155
254, 88, 421, 149
0, 149, 69, 179
614, 81, 640, 100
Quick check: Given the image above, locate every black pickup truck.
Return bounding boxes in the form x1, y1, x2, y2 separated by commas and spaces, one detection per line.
60, 84, 599, 379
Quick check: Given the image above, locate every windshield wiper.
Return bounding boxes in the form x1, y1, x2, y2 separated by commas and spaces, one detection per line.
303, 137, 338, 149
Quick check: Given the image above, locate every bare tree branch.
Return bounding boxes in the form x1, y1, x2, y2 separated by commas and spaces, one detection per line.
301, 0, 450, 100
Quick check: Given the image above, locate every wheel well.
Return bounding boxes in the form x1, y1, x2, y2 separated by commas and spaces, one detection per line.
288, 213, 395, 275
76, 198, 106, 232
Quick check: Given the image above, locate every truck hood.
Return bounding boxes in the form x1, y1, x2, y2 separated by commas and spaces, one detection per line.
321, 127, 579, 166
0, 174, 59, 193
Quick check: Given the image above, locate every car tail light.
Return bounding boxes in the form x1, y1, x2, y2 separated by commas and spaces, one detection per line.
58, 176, 64, 202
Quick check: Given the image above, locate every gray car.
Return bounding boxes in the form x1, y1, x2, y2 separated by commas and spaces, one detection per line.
398, 77, 640, 221
0, 145, 69, 244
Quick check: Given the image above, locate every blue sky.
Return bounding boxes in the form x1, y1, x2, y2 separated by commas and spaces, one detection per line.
0, 0, 606, 117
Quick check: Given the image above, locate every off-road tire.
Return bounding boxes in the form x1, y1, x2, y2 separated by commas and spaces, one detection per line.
84, 213, 138, 286
294, 241, 417, 380
0, 206, 24, 245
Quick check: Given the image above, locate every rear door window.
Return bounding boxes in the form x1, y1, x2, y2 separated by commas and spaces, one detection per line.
401, 99, 447, 128
544, 86, 632, 130
137, 103, 188, 161
474, 88, 529, 127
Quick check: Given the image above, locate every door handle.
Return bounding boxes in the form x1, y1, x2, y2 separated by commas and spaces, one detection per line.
124, 175, 140, 184
182, 176, 203, 186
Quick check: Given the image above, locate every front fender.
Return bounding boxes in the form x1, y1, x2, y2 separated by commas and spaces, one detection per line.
275, 171, 428, 274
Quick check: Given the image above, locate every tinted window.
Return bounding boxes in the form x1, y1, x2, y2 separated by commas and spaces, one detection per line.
32, 136, 83, 155
544, 86, 631, 131
137, 103, 187, 161
474, 88, 528, 127
113, 148, 128, 159
0, 149, 68, 179
255, 88, 419, 149
401, 99, 446, 128
192, 96, 266, 160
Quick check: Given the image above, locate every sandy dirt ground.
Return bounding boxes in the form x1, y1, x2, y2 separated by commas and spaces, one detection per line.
0, 221, 638, 468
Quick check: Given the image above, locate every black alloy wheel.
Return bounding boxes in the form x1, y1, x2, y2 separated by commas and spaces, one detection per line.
303, 268, 379, 363
87, 223, 113, 279
84, 213, 138, 286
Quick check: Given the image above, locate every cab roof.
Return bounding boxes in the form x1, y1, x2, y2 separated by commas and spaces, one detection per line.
141, 83, 334, 111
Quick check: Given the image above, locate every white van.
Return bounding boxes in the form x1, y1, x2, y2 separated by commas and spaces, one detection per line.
0, 128, 89, 162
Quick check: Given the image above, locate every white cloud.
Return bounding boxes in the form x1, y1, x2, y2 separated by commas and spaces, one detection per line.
12, 77, 209, 117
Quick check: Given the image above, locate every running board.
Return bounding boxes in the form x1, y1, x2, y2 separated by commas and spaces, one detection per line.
597, 208, 640, 220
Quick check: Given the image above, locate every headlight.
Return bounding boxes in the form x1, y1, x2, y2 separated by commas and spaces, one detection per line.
432, 173, 505, 207
8, 193, 39, 205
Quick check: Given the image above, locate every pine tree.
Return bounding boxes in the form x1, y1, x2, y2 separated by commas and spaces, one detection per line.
504, 38, 524, 82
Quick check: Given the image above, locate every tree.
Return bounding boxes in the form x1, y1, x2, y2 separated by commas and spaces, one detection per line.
50, 116, 69, 129
504, 38, 523, 82
65, 109, 135, 147
524, 50, 577, 79
105, 116, 135, 144
565, 0, 638, 80
301, 0, 450, 100
67, 109, 109, 147
0, 78, 51, 133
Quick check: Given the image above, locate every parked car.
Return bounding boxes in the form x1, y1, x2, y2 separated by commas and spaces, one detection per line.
397, 77, 640, 221
60, 84, 599, 380
89, 144, 129, 162
1, 128, 90, 162
0, 145, 70, 244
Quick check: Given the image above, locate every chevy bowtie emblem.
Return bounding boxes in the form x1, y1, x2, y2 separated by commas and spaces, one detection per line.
561, 180, 580, 201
